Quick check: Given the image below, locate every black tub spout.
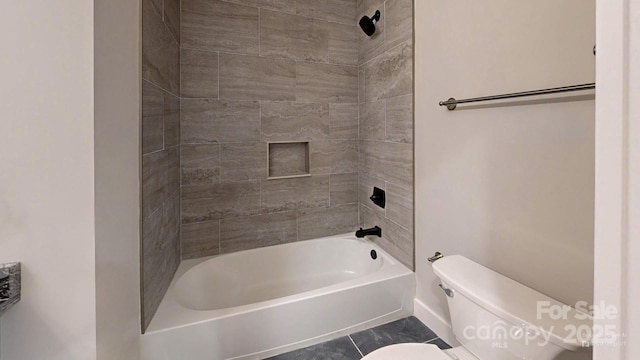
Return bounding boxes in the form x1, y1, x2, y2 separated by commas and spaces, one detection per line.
356, 226, 382, 238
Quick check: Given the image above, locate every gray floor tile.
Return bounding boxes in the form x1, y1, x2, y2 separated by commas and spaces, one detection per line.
265, 336, 362, 360
426, 337, 452, 350
349, 316, 438, 355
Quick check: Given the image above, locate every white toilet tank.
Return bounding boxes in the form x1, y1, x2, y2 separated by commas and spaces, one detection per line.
433, 255, 592, 360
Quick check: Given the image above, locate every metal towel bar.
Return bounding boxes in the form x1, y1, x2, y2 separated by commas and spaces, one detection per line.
439, 83, 595, 110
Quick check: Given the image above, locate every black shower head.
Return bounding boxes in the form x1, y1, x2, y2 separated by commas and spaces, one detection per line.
359, 10, 381, 37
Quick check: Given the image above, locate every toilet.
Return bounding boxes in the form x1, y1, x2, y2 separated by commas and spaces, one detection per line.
363, 255, 592, 360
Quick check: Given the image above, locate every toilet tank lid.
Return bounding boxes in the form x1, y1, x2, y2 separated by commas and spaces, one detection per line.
432, 255, 592, 351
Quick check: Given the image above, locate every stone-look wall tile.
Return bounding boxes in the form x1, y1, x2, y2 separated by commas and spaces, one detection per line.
142, 207, 166, 329
222, 0, 258, 7
164, 192, 182, 247
357, 0, 385, 64
181, 144, 220, 185
326, 0, 358, 25
359, 99, 385, 141
181, 181, 262, 223
298, 204, 358, 240
358, 171, 385, 216
375, 215, 412, 268
385, 0, 412, 51
260, 10, 329, 62
220, 0, 258, 7
310, 140, 358, 175
181, 99, 261, 144
328, 22, 359, 65
182, 0, 259, 54
181, 220, 220, 259
220, 211, 298, 253
166, 146, 181, 196
268, 143, 309, 178
220, 54, 296, 101
360, 204, 412, 268
295, 0, 327, 19
142, 0, 181, 332
261, 176, 330, 212
142, 81, 165, 155
386, 94, 413, 143
364, 40, 412, 101
143, 0, 180, 94
175, 0, 364, 262
147, 0, 162, 17
358, 66, 366, 104
360, 140, 413, 187
221, 0, 296, 9
164, 93, 180, 147
181, 48, 219, 99
221, 142, 267, 181
142, 195, 181, 330
357, 1, 414, 271
386, 181, 413, 230
262, 102, 330, 141
330, 103, 359, 139
296, 62, 358, 103
142, 151, 168, 217
258, 0, 296, 13
164, 0, 181, 42
331, 172, 358, 205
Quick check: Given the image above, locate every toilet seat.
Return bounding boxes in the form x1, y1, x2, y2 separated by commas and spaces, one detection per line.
361, 343, 451, 360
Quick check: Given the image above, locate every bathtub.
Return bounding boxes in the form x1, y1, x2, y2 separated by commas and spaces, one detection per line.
140, 233, 415, 360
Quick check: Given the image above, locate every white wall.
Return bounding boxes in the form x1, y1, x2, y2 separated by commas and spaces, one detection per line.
414, 0, 595, 345
625, 2, 640, 356
593, 0, 640, 359
0, 1, 141, 359
0, 1, 97, 358
94, 0, 141, 358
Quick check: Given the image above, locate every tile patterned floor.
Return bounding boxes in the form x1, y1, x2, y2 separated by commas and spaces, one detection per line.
264, 316, 451, 360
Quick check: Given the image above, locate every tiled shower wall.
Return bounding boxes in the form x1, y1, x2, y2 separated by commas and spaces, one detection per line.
141, 0, 413, 330
179, 0, 362, 259
141, 0, 181, 331
357, 0, 414, 269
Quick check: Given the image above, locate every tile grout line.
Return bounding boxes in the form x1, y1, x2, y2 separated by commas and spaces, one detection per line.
424, 336, 440, 344
142, 146, 166, 157
296, 210, 299, 241
217, 0, 358, 26
383, 0, 387, 48
181, 45, 359, 68
270, 318, 444, 357
178, 20, 183, 262
218, 136, 222, 181
357, 38, 412, 68
328, 171, 332, 208
358, 63, 362, 229
258, 8, 261, 55
142, 78, 180, 100
348, 335, 364, 358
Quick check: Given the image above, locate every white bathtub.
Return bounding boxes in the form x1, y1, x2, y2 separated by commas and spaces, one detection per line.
141, 234, 415, 360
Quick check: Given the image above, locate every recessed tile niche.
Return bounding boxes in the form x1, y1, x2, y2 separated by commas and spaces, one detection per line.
268, 142, 310, 179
